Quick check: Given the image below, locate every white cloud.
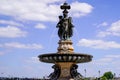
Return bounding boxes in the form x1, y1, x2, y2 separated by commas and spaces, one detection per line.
77, 38, 120, 49
0, 26, 27, 38
106, 55, 120, 58
92, 54, 120, 65
31, 57, 39, 63
97, 20, 120, 37
0, 42, 43, 49
96, 22, 108, 28
101, 22, 108, 26
0, 0, 61, 22
93, 58, 112, 65
35, 23, 46, 29
26, 57, 39, 63
70, 1, 93, 17
0, 0, 93, 22
0, 20, 23, 26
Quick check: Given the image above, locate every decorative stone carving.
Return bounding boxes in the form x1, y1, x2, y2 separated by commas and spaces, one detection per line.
61, 68, 69, 77
57, 40, 74, 53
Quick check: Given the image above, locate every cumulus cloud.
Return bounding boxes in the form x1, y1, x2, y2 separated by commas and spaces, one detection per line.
96, 22, 108, 28
0, 20, 23, 26
97, 20, 120, 37
92, 54, 120, 65
0, 0, 93, 22
93, 57, 112, 65
106, 55, 120, 58
0, 0, 61, 22
26, 57, 39, 63
70, 1, 93, 17
0, 26, 27, 38
35, 23, 46, 29
0, 42, 43, 49
77, 38, 120, 49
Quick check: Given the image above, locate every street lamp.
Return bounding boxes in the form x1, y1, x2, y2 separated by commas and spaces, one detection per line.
113, 73, 116, 79
98, 70, 100, 78
84, 69, 86, 78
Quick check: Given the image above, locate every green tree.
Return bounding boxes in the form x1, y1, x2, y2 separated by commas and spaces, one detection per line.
101, 76, 107, 80
102, 71, 114, 79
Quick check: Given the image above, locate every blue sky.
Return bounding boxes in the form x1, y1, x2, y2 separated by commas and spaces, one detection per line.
0, 0, 120, 78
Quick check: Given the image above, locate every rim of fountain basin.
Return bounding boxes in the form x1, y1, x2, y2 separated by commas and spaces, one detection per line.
38, 53, 93, 63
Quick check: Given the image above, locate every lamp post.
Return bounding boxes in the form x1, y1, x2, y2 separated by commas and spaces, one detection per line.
98, 70, 100, 78
98, 70, 101, 80
113, 73, 116, 79
84, 69, 86, 78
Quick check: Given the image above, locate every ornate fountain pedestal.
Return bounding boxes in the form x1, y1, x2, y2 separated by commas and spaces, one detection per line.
57, 62, 73, 80
39, 40, 92, 80
38, 2, 93, 80
57, 40, 74, 80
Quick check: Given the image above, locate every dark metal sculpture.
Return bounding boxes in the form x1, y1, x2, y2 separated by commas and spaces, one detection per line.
70, 64, 83, 79
56, 2, 74, 40
48, 65, 60, 80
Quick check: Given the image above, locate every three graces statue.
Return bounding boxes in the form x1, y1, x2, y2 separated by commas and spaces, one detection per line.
56, 2, 74, 40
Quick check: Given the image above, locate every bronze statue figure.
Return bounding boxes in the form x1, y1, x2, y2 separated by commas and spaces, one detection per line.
56, 2, 74, 40
48, 65, 60, 80
70, 64, 83, 79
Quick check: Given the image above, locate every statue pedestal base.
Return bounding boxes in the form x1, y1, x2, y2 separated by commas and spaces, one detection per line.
57, 62, 73, 78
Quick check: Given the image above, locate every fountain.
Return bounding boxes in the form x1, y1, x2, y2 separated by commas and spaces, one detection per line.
38, 2, 93, 80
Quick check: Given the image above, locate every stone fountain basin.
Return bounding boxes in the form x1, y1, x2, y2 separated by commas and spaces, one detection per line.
38, 53, 93, 63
